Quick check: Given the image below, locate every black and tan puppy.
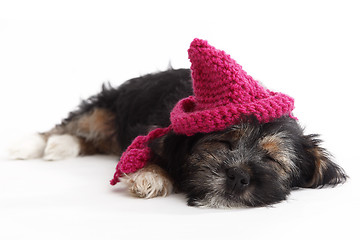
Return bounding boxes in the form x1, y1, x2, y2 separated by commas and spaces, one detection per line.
10, 68, 347, 208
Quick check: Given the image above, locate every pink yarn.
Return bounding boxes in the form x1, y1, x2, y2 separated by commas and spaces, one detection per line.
110, 38, 295, 185
171, 39, 295, 136
110, 126, 172, 185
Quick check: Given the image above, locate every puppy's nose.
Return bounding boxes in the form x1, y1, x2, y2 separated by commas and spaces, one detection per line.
226, 167, 250, 192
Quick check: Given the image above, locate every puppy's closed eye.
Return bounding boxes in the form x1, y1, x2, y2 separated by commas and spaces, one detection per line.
264, 155, 285, 168
214, 140, 234, 151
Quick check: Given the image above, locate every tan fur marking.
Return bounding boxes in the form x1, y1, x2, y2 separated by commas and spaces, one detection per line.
72, 108, 121, 155
260, 135, 283, 160
76, 108, 115, 140
42, 108, 121, 156
261, 138, 281, 156
306, 147, 326, 187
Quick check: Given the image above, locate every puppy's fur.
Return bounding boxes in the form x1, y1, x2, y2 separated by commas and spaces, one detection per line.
10, 69, 347, 208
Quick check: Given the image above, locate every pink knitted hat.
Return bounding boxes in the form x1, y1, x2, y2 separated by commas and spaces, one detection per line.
110, 38, 295, 185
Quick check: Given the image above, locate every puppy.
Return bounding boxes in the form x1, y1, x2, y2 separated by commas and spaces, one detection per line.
10, 68, 347, 208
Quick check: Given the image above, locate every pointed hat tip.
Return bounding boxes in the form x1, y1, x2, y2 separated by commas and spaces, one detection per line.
190, 38, 209, 48
189, 38, 231, 61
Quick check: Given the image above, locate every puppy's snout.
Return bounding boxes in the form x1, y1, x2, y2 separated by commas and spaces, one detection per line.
226, 167, 250, 192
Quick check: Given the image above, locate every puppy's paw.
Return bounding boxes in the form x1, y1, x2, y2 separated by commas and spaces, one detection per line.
43, 134, 80, 160
126, 165, 173, 198
8, 133, 46, 159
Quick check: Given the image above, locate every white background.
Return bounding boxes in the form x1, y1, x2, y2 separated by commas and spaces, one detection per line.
0, 0, 359, 239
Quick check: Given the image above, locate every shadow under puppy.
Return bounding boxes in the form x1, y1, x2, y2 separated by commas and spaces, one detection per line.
10, 39, 347, 208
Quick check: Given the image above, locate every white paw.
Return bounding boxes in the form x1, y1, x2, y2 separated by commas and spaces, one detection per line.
8, 133, 46, 159
126, 166, 173, 198
43, 134, 80, 160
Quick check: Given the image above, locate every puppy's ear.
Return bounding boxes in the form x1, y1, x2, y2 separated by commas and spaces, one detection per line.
295, 134, 347, 188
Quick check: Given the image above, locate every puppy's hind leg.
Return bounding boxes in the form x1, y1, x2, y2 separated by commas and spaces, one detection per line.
43, 108, 121, 160
9, 83, 121, 160
9, 107, 120, 160
8, 125, 81, 161
8, 113, 82, 160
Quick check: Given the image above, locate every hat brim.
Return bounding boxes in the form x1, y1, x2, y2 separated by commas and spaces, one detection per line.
170, 92, 295, 136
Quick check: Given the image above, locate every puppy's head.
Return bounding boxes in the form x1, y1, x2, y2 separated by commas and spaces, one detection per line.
150, 117, 347, 208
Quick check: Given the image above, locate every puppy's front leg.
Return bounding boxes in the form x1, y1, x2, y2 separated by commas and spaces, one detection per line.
125, 164, 173, 198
